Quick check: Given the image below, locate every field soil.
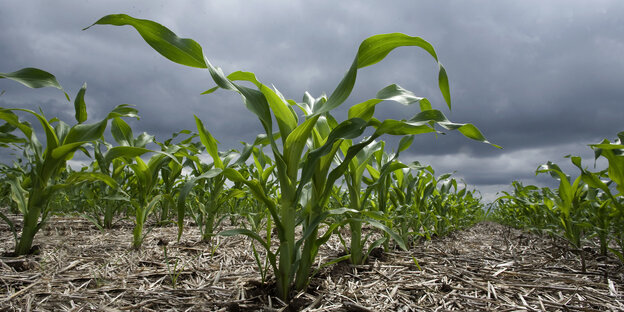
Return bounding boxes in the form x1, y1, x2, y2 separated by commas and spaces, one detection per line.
1, 216, 623, 311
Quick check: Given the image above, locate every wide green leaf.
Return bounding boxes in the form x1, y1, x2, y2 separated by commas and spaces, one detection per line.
348, 84, 423, 121
85, 14, 207, 68
103, 146, 152, 164
111, 117, 133, 146
12, 108, 59, 153
8, 177, 28, 215
318, 33, 450, 114
0, 67, 64, 90
62, 119, 107, 146
228, 71, 297, 139
106, 104, 140, 120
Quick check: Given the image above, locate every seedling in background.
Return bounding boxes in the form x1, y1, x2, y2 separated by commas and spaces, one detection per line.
0, 68, 138, 255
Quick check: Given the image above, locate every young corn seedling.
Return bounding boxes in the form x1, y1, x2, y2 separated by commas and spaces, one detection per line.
388, 163, 437, 245
537, 160, 594, 271
0, 68, 137, 255
493, 181, 559, 234
86, 14, 498, 300
98, 116, 184, 249
86, 141, 134, 229
589, 133, 624, 261
175, 116, 248, 243
155, 130, 197, 225
341, 137, 416, 264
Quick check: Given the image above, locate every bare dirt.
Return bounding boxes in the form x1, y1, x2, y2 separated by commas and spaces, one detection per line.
1, 216, 623, 311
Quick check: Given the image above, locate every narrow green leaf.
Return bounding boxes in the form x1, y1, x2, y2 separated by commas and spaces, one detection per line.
367, 219, 407, 250
176, 168, 223, 239
65, 171, 118, 189
220, 228, 271, 251
283, 115, 320, 180
438, 64, 451, 109
194, 115, 223, 169
74, 83, 88, 123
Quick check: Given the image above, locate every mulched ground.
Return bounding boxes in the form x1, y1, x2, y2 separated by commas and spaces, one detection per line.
1, 216, 623, 311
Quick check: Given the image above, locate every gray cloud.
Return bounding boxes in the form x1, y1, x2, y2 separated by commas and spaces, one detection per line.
1, 0, 622, 201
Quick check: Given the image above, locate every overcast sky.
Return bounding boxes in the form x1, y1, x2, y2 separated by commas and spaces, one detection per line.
1, 1, 622, 202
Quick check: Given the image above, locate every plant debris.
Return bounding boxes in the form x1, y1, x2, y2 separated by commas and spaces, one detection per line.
1, 217, 622, 311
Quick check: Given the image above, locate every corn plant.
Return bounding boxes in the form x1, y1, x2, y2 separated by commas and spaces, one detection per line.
493, 181, 559, 234
429, 177, 484, 236
340, 137, 418, 263
175, 116, 249, 243
0, 68, 137, 255
97, 116, 185, 249
589, 133, 624, 260
536, 160, 591, 251
155, 130, 197, 225
83, 141, 133, 229
86, 14, 498, 300
389, 163, 438, 244
111, 146, 182, 249
491, 134, 624, 263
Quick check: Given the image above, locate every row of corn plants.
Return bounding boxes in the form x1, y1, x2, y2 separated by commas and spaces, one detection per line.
0, 14, 498, 301
491, 133, 624, 265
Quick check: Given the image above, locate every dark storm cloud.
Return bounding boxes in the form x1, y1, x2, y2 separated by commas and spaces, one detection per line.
1, 0, 623, 201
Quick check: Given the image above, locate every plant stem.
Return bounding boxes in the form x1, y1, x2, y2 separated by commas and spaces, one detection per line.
14, 185, 45, 256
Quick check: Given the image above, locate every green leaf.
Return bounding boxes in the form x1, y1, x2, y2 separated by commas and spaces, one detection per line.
194, 115, 223, 169
367, 219, 407, 251
373, 119, 437, 136
8, 177, 28, 215
176, 168, 223, 239
0, 67, 64, 90
103, 146, 152, 164
11, 108, 60, 153
74, 83, 88, 123
348, 84, 423, 121
65, 171, 118, 189
0, 110, 33, 139
283, 115, 320, 180
228, 71, 297, 139
220, 228, 271, 252
133, 132, 154, 148
62, 119, 107, 145
85, 14, 207, 68
111, 117, 133, 146
107, 104, 140, 120
398, 135, 414, 153
318, 33, 450, 114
